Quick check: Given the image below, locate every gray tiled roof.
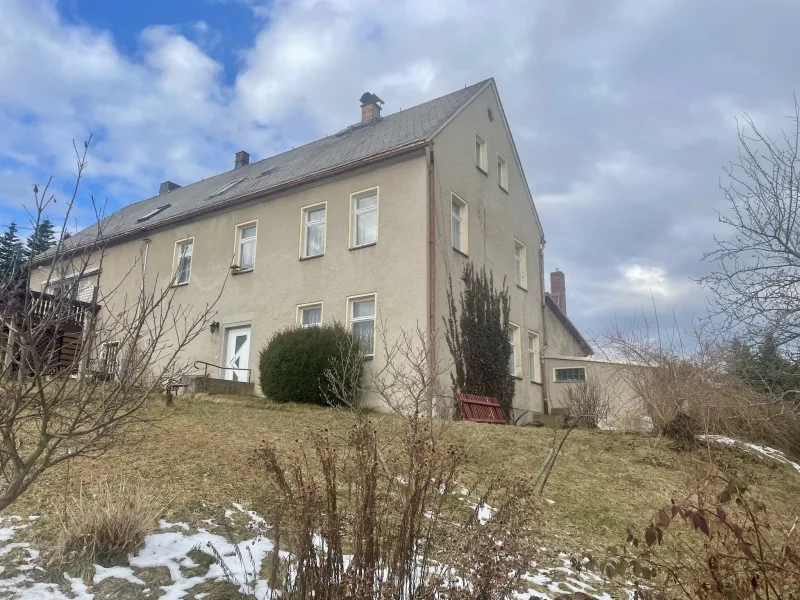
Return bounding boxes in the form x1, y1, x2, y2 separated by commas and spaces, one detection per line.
50, 79, 490, 258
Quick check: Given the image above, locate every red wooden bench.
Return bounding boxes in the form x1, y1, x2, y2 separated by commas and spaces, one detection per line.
456, 393, 506, 424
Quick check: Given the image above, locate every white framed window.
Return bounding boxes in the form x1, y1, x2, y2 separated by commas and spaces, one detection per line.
236, 222, 257, 271
348, 294, 376, 356
554, 367, 587, 382
351, 189, 378, 248
475, 131, 488, 173
301, 203, 326, 258
508, 323, 521, 377
514, 239, 527, 289
528, 331, 540, 383
173, 238, 193, 285
497, 153, 508, 191
451, 193, 468, 254
297, 302, 323, 327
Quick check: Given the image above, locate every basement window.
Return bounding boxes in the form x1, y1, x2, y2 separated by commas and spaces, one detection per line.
554, 367, 586, 382
211, 178, 245, 197
137, 204, 171, 222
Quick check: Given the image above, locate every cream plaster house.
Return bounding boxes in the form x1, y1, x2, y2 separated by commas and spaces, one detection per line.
31, 79, 595, 422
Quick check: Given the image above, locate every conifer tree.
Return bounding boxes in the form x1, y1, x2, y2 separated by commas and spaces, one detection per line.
25, 219, 56, 260
0, 222, 25, 286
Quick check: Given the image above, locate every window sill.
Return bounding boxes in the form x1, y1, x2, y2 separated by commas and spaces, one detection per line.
516, 284, 528, 292
476, 165, 488, 175
363, 355, 374, 361
511, 374, 523, 380
350, 242, 377, 251
499, 184, 509, 194
453, 247, 469, 258
171, 282, 189, 288
231, 268, 253, 276
300, 253, 324, 261
554, 380, 585, 384
530, 380, 542, 386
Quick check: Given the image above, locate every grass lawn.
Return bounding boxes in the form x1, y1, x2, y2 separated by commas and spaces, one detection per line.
9, 393, 800, 554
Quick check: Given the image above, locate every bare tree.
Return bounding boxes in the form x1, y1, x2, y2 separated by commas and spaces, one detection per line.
0, 139, 224, 510
701, 98, 800, 353
366, 319, 453, 421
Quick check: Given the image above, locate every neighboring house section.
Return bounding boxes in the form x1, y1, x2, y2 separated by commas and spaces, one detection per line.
545, 355, 650, 431
28, 78, 596, 421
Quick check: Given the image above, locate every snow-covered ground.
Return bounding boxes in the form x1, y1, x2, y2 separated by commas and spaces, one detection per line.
0, 502, 629, 600
699, 435, 800, 474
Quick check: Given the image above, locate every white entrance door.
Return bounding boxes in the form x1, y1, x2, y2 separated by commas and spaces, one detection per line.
224, 326, 251, 382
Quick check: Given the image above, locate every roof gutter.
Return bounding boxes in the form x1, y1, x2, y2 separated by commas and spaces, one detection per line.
31, 140, 430, 267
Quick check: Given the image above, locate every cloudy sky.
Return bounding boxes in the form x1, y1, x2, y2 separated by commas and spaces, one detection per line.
1, 0, 798, 338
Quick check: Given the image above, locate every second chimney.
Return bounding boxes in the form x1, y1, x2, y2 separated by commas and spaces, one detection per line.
550, 268, 567, 315
159, 180, 181, 195
235, 150, 250, 169
359, 92, 384, 122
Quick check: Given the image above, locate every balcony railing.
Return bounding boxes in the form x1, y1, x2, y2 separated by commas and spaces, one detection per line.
2, 289, 100, 332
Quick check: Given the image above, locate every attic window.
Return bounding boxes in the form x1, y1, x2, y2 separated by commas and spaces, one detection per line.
137, 204, 171, 222
211, 178, 245, 197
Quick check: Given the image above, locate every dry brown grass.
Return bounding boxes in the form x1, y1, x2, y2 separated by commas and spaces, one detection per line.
8, 393, 800, 554
55, 477, 165, 570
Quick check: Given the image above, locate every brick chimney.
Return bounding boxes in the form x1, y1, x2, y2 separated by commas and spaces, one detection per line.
235, 151, 250, 169
550, 268, 567, 314
159, 181, 181, 195
359, 92, 384, 122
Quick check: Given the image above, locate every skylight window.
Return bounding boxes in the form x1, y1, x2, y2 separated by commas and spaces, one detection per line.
259, 166, 279, 177
211, 178, 245, 197
137, 204, 171, 223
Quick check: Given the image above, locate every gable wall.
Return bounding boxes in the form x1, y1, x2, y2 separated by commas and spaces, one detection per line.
431, 84, 546, 421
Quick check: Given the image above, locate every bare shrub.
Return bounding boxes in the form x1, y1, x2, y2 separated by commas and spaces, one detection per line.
563, 373, 610, 428
250, 417, 539, 599
580, 475, 800, 599
56, 478, 165, 569
599, 319, 800, 456
661, 412, 699, 451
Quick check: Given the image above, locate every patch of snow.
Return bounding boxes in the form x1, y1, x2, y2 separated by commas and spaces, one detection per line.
26, 516, 40, 522
0, 519, 29, 543
232, 502, 265, 525
545, 499, 555, 505
92, 565, 145, 586
473, 501, 494, 525
700, 435, 800, 474
65, 574, 94, 599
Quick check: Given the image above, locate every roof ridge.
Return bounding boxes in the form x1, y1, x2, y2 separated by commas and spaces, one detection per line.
118, 80, 491, 211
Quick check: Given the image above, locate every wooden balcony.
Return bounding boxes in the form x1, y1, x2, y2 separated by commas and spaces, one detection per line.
1, 289, 101, 375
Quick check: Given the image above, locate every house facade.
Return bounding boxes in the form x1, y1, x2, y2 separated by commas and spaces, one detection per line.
30, 79, 593, 422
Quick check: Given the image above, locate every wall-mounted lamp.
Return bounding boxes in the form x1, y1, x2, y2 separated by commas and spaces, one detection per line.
210, 321, 220, 335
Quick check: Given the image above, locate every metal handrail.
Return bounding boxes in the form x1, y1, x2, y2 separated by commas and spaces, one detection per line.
193, 360, 252, 383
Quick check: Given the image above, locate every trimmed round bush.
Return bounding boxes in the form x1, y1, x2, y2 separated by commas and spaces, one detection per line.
259, 323, 360, 405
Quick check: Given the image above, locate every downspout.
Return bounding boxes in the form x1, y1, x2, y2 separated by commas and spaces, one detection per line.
539, 240, 550, 415
426, 144, 436, 419
135, 238, 151, 324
